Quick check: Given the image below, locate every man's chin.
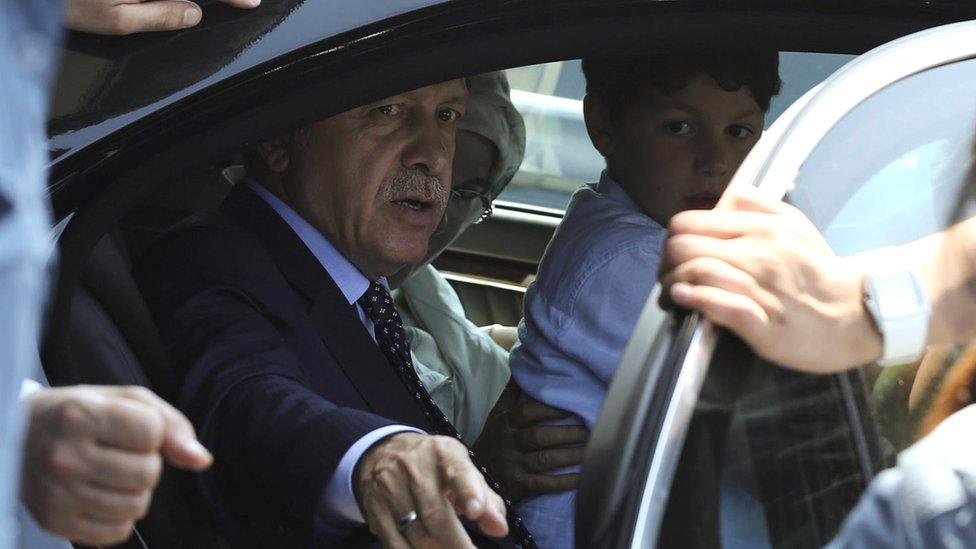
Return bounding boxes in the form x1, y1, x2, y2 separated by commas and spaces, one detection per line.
387, 262, 419, 289
377, 241, 429, 278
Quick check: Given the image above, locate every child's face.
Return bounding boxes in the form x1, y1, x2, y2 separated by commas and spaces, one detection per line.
601, 72, 765, 226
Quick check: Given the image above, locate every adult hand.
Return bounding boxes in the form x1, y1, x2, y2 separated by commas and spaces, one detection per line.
21, 385, 212, 545
355, 432, 507, 548
659, 185, 882, 374
64, 0, 260, 36
473, 388, 588, 502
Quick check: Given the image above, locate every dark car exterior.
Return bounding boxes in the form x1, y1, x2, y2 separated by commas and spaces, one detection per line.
44, 2, 976, 547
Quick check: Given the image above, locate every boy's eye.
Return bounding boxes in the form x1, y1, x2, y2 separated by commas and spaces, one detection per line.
727, 124, 754, 139
664, 121, 692, 136
376, 104, 402, 116
438, 108, 462, 122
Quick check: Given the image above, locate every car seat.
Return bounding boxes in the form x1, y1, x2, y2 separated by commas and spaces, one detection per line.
42, 228, 228, 549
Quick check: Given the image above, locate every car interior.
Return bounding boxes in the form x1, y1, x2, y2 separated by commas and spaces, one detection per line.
38, 6, 976, 548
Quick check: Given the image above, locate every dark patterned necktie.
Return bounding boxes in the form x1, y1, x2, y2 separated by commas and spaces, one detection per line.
358, 281, 535, 549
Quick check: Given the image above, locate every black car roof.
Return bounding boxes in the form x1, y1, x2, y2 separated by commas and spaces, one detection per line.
49, 0, 448, 163
48, 0, 976, 176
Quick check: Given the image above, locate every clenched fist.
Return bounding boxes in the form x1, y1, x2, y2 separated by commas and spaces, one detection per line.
21, 385, 211, 546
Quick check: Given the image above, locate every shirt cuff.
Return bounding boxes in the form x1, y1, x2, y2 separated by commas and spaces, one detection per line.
20, 379, 42, 402
319, 425, 425, 525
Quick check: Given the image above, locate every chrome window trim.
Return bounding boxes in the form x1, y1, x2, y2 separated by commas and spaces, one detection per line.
493, 199, 566, 219
754, 20, 976, 199
488, 205, 563, 229
630, 321, 718, 548
439, 271, 528, 293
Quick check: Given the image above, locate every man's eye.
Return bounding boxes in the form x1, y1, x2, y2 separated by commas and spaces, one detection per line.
376, 104, 402, 116
728, 124, 754, 139
664, 121, 692, 136
439, 109, 462, 122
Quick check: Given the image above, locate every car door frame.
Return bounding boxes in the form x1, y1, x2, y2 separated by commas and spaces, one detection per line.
37, 5, 976, 549
575, 19, 976, 549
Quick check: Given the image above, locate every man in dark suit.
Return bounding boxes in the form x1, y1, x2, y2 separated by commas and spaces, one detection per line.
136, 79, 536, 548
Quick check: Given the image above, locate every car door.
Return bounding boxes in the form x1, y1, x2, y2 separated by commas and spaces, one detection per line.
42, 3, 976, 548
578, 19, 976, 549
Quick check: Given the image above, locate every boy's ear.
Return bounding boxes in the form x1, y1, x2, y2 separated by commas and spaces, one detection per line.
255, 135, 292, 173
583, 93, 615, 158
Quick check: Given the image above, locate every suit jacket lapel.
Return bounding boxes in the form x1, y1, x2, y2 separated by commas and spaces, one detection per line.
307, 285, 433, 429
220, 184, 434, 430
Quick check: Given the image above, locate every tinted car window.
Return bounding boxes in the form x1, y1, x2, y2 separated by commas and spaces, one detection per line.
499, 53, 854, 211
656, 57, 976, 549
657, 339, 870, 549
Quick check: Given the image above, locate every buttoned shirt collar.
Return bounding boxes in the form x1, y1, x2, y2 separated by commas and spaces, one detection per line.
245, 178, 386, 304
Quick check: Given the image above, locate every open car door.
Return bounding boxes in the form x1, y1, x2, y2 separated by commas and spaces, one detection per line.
577, 19, 976, 549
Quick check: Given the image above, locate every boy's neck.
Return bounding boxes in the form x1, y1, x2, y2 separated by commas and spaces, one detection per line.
604, 167, 659, 222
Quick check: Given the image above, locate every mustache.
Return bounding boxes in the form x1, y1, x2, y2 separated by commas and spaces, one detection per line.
382, 168, 449, 209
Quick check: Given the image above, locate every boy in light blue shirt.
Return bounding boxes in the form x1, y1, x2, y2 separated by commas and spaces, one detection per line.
509, 50, 781, 547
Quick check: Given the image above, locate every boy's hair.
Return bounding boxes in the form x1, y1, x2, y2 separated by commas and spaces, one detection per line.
581, 48, 782, 119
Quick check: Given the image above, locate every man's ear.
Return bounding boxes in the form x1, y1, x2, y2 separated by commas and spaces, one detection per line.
255, 135, 292, 173
583, 93, 615, 158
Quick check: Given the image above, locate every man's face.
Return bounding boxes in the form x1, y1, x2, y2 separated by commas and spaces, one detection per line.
280, 80, 468, 279
594, 72, 764, 226
389, 130, 497, 287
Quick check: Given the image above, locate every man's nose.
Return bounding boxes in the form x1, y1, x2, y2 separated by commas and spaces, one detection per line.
401, 115, 449, 176
693, 134, 732, 177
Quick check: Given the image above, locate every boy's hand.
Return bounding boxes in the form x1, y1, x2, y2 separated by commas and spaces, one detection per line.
65, 0, 259, 36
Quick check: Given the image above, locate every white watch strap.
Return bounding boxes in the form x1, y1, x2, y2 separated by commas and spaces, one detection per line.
853, 246, 931, 367
865, 268, 931, 366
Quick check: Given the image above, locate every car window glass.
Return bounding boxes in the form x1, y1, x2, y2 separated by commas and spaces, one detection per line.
791, 57, 976, 255
656, 57, 976, 549
656, 339, 870, 549
501, 60, 598, 210
791, 56, 976, 465
500, 52, 854, 211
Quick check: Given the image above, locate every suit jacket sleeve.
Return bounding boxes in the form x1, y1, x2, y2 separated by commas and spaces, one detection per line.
135, 221, 395, 540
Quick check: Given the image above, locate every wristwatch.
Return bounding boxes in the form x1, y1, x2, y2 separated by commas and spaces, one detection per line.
861, 262, 931, 367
